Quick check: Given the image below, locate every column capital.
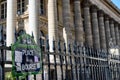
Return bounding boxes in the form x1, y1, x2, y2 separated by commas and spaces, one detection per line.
109, 19, 114, 24
91, 5, 98, 12
104, 15, 110, 21
114, 22, 118, 26
98, 10, 104, 17
83, 0, 90, 7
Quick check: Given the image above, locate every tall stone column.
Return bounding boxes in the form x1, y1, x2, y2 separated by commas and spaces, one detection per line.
74, 0, 83, 46
83, 1, 93, 47
29, 0, 39, 43
104, 16, 111, 49
98, 10, 106, 50
115, 23, 119, 46
48, 0, 58, 52
74, 1, 84, 80
6, 0, 17, 46
109, 19, 116, 45
91, 6, 100, 49
62, 0, 71, 45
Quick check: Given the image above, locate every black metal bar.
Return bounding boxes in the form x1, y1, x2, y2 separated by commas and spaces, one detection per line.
26, 75, 28, 80
1, 26, 5, 80
16, 76, 19, 80
53, 40, 58, 80
58, 41, 64, 80
34, 75, 36, 80
73, 42, 78, 80
68, 44, 73, 80
46, 39, 51, 80
64, 43, 68, 80
40, 38, 44, 80
78, 46, 83, 80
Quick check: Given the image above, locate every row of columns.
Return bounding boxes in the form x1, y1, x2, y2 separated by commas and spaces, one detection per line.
6, 0, 120, 51
63, 0, 120, 50
76, 0, 120, 50
6, 0, 38, 46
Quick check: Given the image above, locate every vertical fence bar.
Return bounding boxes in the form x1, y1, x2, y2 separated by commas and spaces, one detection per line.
79, 46, 83, 80
1, 26, 5, 80
58, 41, 64, 80
64, 43, 68, 80
73, 42, 78, 80
40, 38, 44, 80
46, 39, 51, 80
68, 44, 73, 80
84, 49, 86, 80
77, 45, 81, 80
53, 40, 58, 80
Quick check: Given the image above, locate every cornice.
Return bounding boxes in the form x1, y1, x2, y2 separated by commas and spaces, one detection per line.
89, 0, 120, 24
104, 0, 120, 16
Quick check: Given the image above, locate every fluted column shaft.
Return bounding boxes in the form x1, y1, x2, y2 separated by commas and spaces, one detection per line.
98, 11, 106, 50
62, 0, 71, 44
115, 23, 120, 46
29, 0, 38, 43
74, 0, 83, 46
104, 16, 111, 49
48, 0, 58, 52
91, 6, 100, 49
83, 2, 93, 47
110, 19, 116, 45
7, 0, 17, 46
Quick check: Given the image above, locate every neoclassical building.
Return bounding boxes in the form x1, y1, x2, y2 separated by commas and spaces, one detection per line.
0, 0, 120, 49
0, 0, 120, 79
0, 0, 119, 51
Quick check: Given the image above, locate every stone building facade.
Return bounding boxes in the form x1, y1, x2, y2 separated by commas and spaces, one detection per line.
0, 0, 120, 79
0, 0, 119, 50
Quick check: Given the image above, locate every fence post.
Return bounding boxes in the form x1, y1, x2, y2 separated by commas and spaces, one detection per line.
0, 26, 5, 80
58, 40, 64, 80
68, 44, 73, 80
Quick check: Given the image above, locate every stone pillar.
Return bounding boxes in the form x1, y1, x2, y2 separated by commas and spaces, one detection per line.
83, 1, 93, 47
109, 19, 116, 45
74, 0, 83, 46
48, 0, 58, 52
98, 10, 106, 50
29, 0, 38, 43
6, 0, 17, 46
91, 6, 100, 49
62, 0, 71, 45
115, 23, 119, 46
104, 15, 111, 49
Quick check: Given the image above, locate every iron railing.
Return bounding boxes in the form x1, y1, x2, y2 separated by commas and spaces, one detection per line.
39, 38, 120, 80
0, 38, 119, 80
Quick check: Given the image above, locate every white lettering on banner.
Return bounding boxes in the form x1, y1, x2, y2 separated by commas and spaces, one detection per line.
16, 63, 40, 71
22, 63, 37, 71
22, 50, 34, 56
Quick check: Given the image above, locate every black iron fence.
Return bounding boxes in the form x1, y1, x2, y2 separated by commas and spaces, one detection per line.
0, 37, 119, 80
39, 38, 120, 80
